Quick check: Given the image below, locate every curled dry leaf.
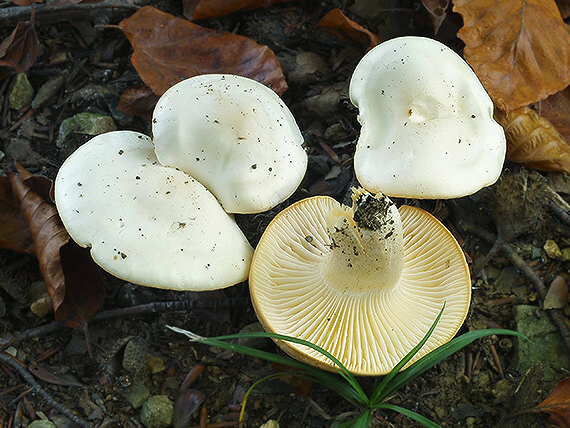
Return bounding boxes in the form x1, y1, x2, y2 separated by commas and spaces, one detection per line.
117, 84, 160, 120
0, 13, 39, 72
0, 174, 34, 254
316, 9, 383, 50
531, 377, 570, 426
420, 0, 450, 34
184, 0, 297, 21
119, 6, 287, 96
495, 107, 570, 173
454, 0, 570, 112
5, 160, 104, 328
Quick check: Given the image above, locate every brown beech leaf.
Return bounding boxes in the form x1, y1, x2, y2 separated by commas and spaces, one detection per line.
317, 9, 383, 50
0, 16, 39, 72
543, 275, 568, 310
534, 87, 570, 141
531, 377, 570, 425
495, 107, 570, 173
420, 0, 449, 34
0, 174, 34, 254
185, 0, 296, 21
5, 160, 104, 329
117, 84, 160, 120
119, 6, 287, 96
453, 0, 570, 112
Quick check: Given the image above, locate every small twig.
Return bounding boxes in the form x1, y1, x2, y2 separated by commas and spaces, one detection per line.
0, 0, 143, 23
0, 297, 250, 347
458, 219, 570, 354
0, 352, 90, 428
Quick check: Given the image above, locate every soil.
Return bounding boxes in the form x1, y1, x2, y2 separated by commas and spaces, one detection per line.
1, 1, 569, 428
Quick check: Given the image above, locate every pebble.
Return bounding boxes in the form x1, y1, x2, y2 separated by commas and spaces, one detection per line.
237, 322, 270, 349
141, 395, 173, 428
120, 383, 150, 409
28, 421, 56, 428
543, 239, 562, 259
8, 73, 34, 110
32, 75, 65, 109
260, 421, 280, 428
56, 112, 116, 148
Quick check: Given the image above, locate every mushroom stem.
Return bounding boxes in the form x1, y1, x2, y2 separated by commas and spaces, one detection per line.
322, 189, 404, 294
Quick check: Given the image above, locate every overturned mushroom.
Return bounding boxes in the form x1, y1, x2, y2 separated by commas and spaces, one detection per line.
55, 131, 253, 291
349, 36, 506, 199
152, 74, 307, 214
249, 188, 471, 375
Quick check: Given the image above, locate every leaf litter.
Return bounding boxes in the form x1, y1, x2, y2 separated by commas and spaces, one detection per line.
0, 0, 569, 426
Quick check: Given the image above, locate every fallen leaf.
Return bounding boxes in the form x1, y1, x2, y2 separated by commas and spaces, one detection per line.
5, 160, 105, 328
119, 6, 287, 96
495, 107, 570, 173
420, 0, 449, 34
454, 0, 570, 111
271, 362, 313, 397
534, 87, 570, 142
544, 275, 569, 310
556, 0, 570, 18
532, 377, 570, 426
317, 9, 383, 50
0, 174, 34, 254
185, 0, 296, 21
0, 13, 39, 72
117, 84, 159, 120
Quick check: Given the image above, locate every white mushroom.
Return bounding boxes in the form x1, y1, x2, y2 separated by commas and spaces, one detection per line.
249, 188, 471, 375
349, 36, 506, 199
55, 131, 253, 291
152, 74, 307, 214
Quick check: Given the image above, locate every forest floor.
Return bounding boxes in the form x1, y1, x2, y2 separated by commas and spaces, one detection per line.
0, 0, 569, 427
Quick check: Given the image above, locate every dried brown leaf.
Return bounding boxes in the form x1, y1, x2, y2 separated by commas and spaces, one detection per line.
534, 87, 570, 142
544, 275, 569, 310
5, 160, 104, 328
0, 174, 34, 254
119, 6, 287, 96
0, 17, 39, 72
117, 84, 159, 120
454, 0, 570, 111
532, 377, 570, 426
316, 9, 383, 50
185, 0, 296, 21
420, 0, 449, 34
495, 106, 570, 173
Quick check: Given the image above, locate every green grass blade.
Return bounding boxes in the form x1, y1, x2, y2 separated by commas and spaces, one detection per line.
240, 373, 288, 422
374, 328, 526, 402
370, 305, 445, 404
376, 403, 441, 428
168, 326, 367, 405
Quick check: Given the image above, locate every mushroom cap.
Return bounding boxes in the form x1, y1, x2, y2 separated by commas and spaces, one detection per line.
152, 74, 307, 214
349, 36, 506, 199
55, 130, 253, 291
249, 190, 471, 376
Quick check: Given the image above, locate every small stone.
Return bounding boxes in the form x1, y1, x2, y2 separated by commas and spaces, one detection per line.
141, 395, 173, 428
8, 73, 34, 110
562, 247, 570, 262
147, 355, 166, 374
28, 421, 56, 428
543, 239, 562, 259
120, 383, 150, 409
32, 75, 65, 109
260, 421, 280, 428
56, 112, 117, 148
237, 322, 269, 349
303, 86, 341, 114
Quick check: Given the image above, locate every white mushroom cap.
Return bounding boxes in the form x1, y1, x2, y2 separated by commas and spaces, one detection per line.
152, 74, 307, 214
349, 36, 506, 199
249, 188, 471, 376
55, 131, 253, 291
